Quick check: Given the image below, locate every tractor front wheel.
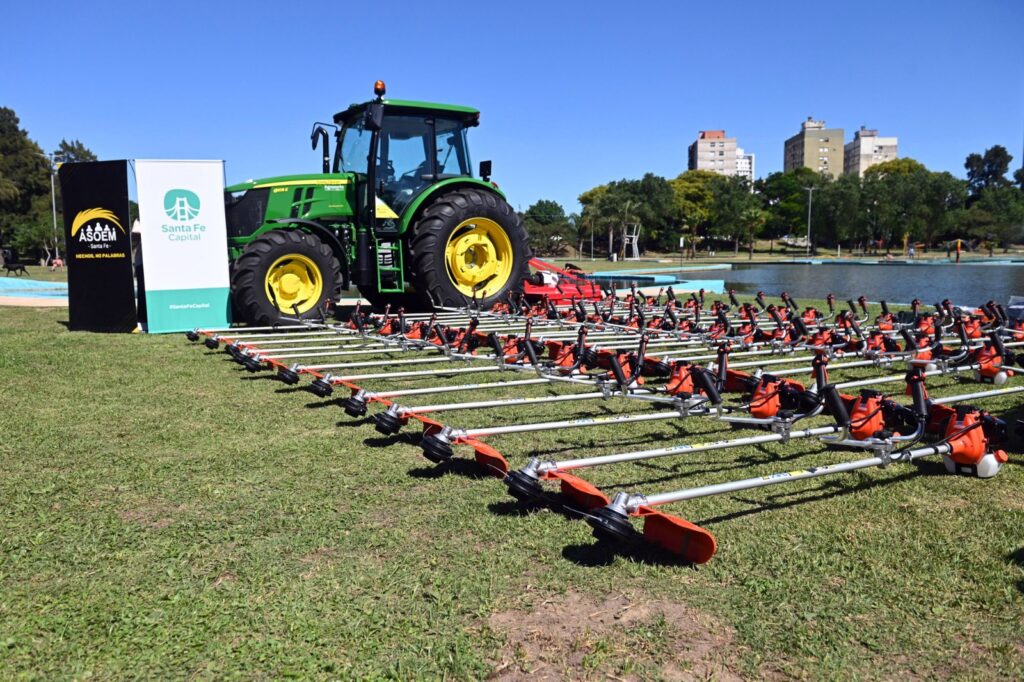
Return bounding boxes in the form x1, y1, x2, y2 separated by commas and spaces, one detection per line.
231, 229, 340, 325
410, 188, 530, 308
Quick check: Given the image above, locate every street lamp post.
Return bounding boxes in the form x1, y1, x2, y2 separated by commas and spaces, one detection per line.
39, 152, 63, 262
803, 186, 816, 257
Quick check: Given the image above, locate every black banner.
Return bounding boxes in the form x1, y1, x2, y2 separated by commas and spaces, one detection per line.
59, 160, 137, 332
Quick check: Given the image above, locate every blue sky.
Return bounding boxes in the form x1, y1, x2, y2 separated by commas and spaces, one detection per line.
2, 0, 1022, 212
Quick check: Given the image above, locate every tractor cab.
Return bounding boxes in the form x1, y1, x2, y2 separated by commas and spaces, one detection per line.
331, 101, 480, 221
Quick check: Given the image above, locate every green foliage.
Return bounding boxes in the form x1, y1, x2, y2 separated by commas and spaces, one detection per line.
0, 107, 49, 253
669, 170, 716, 254
0, 108, 97, 259
966, 186, 1024, 251
754, 168, 825, 246
522, 199, 574, 256
57, 138, 98, 163
965, 145, 1013, 197
706, 175, 761, 251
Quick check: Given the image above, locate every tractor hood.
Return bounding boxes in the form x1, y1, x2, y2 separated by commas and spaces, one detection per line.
225, 173, 355, 194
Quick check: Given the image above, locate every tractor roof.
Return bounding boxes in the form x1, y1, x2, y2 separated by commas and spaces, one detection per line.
333, 99, 479, 125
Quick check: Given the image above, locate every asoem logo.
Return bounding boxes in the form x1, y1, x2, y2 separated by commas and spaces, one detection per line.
71, 208, 125, 249
164, 189, 201, 221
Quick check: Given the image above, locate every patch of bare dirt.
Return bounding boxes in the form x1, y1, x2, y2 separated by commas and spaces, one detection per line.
212, 572, 236, 588
118, 501, 187, 530
487, 590, 747, 681
298, 547, 337, 579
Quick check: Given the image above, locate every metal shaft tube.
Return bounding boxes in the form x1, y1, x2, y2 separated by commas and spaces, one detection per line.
550, 425, 841, 472
637, 443, 951, 509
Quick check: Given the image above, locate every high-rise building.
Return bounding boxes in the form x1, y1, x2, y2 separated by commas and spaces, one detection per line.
688, 130, 738, 176
844, 126, 898, 176
735, 147, 755, 183
783, 117, 844, 177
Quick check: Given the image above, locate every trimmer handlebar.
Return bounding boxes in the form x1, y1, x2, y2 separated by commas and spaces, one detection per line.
907, 369, 928, 419
790, 315, 809, 339
608, 355, 630, 392
822, 384, 851, 427
692, 368, 722, 405
900, 328, 917, 351
989, 330, 1007, 358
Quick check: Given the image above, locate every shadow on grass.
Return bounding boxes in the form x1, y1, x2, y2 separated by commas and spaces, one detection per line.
238, 374, 282, 382
487, 493, 578, 518
407, 458, 487, 480
562, 540, 698, 569
998, 403, 1024, 453
304, 397, 346, 409
273, 386, 312, 395
1008, 547, 1024, 595
364, 433, 419, 448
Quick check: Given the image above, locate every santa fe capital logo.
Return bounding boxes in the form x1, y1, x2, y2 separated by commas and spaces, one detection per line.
164, 189, 201, 221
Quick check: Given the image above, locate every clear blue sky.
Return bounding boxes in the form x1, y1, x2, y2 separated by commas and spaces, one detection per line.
2, 0, 1021, 213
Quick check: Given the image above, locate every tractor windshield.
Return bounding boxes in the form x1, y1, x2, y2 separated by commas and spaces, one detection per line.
337, 112, 472, 216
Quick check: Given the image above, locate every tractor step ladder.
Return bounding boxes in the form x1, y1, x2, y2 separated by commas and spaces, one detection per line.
375, 239, 405, 293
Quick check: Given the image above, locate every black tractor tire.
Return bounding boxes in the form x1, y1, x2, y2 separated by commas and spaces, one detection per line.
231, 229, 341, 326
409, 188, 531, 309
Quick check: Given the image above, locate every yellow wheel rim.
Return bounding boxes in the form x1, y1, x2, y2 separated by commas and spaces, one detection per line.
264, 253, 323, 314
444, 218, 514, 298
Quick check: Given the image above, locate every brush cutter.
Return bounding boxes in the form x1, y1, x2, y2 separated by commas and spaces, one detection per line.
578, 377, 1015, 563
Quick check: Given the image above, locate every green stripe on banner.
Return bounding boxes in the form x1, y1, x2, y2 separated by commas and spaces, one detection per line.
145, 287, 231, 333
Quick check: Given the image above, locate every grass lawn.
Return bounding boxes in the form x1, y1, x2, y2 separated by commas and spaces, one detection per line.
1, 303, 1023, 679
4, 265, 69, 283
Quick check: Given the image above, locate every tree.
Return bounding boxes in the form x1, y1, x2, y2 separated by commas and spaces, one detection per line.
737, 206, 769, 259
920, 172, 967, 247
56, 138, 97, 164
863, 158, 933, 252
966, 186, 1024, 254
816, 173, 863, 247
755, 168, 826, 252
522, 199, 573, 257
578, 184, 609, 257
706, 174, 759, 254
0, 107, 50, 258
669, 170, 717, 257
965, 145, 1013, 199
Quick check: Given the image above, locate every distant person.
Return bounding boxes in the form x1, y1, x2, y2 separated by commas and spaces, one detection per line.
50, 256, 65, 271
955, 239, 962, 264
908, 245, 915, 260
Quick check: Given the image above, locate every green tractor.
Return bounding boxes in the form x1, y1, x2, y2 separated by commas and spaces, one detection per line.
224, 80, 531, 324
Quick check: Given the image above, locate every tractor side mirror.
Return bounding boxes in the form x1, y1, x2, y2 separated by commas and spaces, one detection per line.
365, 102, 384, 132
479, 160, 492, 181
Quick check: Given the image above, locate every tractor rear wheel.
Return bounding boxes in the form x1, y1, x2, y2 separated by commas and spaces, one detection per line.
231, 229, 340, 325
410, 188, 530, 308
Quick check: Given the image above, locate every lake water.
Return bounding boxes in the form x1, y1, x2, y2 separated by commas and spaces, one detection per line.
720, 262, 1024, 306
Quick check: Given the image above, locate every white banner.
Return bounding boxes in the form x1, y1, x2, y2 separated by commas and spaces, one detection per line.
136, 160, 231, 333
